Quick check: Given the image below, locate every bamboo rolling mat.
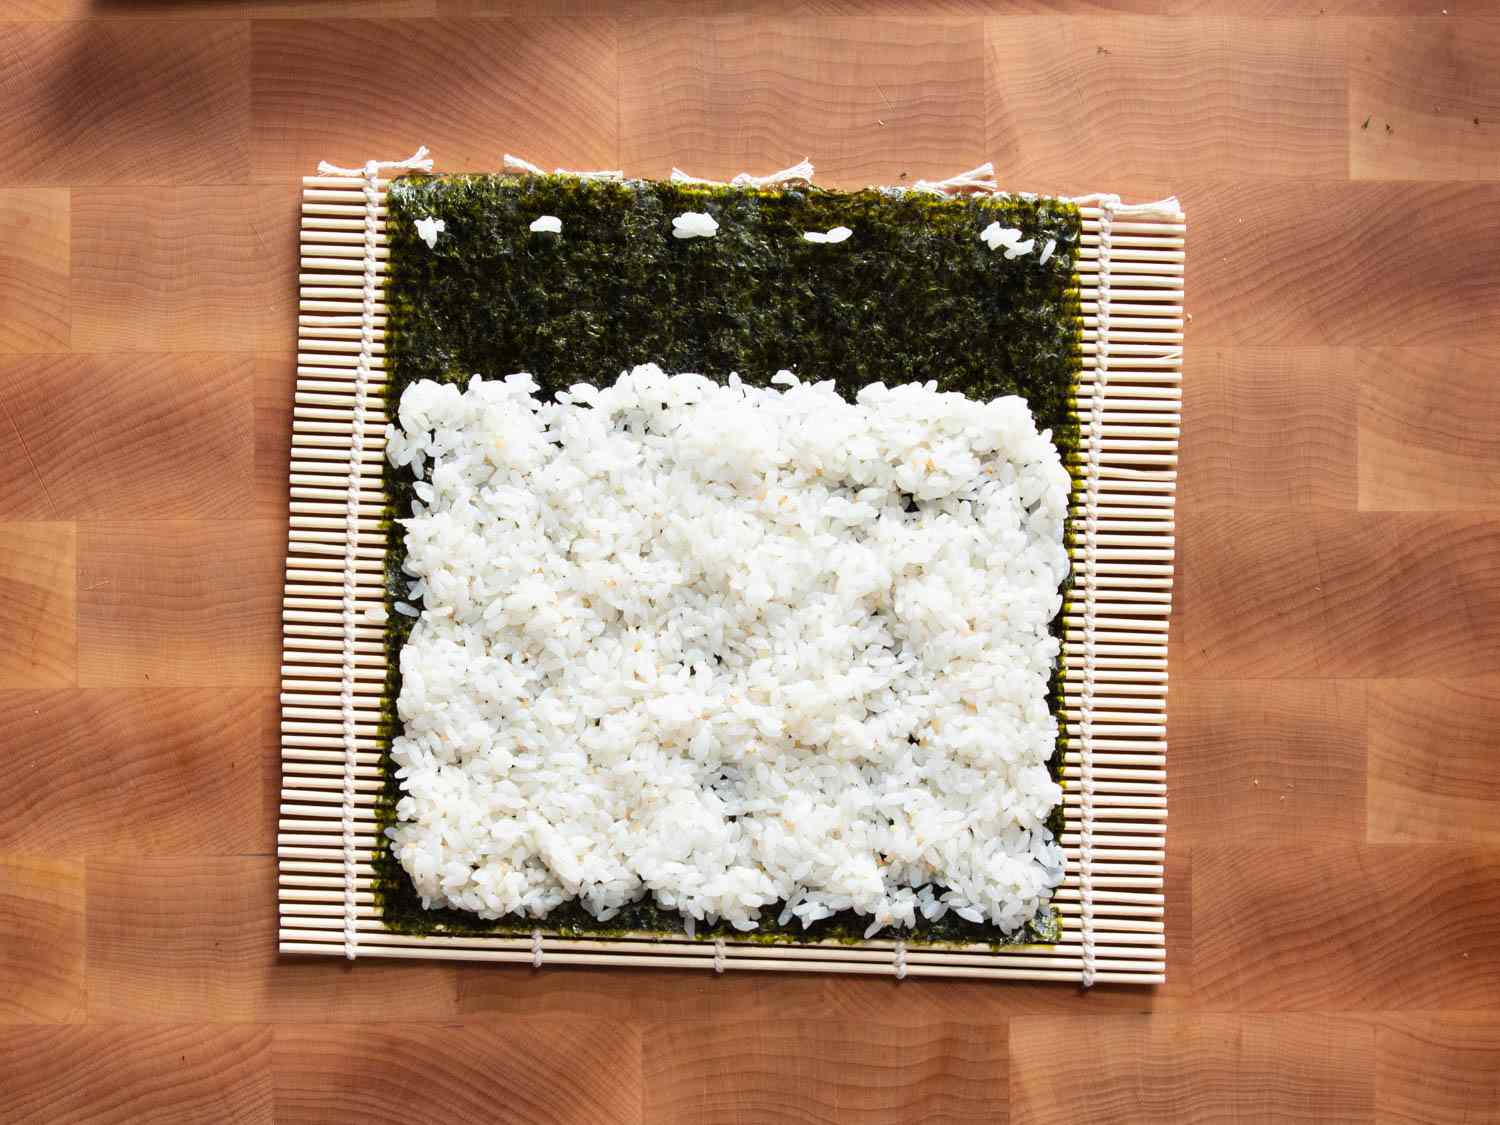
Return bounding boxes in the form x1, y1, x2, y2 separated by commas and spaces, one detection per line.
277, 150, 1183, 984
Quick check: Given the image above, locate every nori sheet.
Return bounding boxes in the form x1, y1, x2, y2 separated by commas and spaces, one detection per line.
375, 173, 1082, 949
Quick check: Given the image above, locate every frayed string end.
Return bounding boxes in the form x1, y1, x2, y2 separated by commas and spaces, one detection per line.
911, 161, 997, 195
505, 153, 622, 181
557, 167, 623, 181
318, 146, 433, 179
730, 158, 814, 187
503, 152, 545, 175
670, 168, 720, 184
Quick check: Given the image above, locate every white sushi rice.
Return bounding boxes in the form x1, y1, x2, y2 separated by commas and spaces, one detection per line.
384, 363, 1069, 936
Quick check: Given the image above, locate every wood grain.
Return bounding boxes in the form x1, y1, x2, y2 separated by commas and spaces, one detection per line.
0, 23, 249, 187
0, 5, 1497, 1120
71, 188, 271, 353
1181, 180, 1500, 347
0, 355, 254, 519
1350, 19, 1500, 182
439, 0, 609, 12
0, 190, 69, 352
246, 0, 437, 15
253, 186, 300, 352
87, 856, 273, 1023
986, 17, 1347, 195
86, 856, 462, 1022
250, 20, 618, 183
458, 963, 830, 1024
1178, 512, 1500, 679
620, 17, 985, 186
1009, 1014, 1377, 1124
0, 522, 76, 688
1179, 347, 1358, 510
8, 0, 434, 16
77, 520, 281, 688
643, 1019, 1006, 1124
1170, 679, 1366, 844
254, 353, 295, 520
272, 1022, 641, 1124
1358, 346, 1500, 511
0, 856, 86, 1024
0, 690, 271, 855
0, 1026, 273, 1125
1193, 846, 1500, 1011
1376, 1013, 1500, 1125
1366, 677, 1500, 845
481, 0, 1500, 12
5, 0, 1492, 22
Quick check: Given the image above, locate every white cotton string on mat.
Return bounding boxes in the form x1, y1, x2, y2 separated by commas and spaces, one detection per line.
532, 929, 544, 969
556, 167, 623, 181
911, 161, 998, 195
731, 158, 814, 186
670, 159, 815, 187
1078, 198, 1114, 990
893, 941, 908, 981
713, 939, 726, 975
1067, 192, 1183, 222
503, 152, 544, 175
503, 153, 623, 180
318, 150, 433, 959
317, 145, 433, 180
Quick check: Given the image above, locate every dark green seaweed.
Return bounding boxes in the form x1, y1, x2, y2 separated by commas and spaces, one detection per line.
375, 173, 1082, 948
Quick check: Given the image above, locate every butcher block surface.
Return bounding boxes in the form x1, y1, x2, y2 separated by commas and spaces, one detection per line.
2, 3, 1500, 1121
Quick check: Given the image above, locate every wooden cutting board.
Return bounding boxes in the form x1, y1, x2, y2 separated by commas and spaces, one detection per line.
2, 7, 1499, 1122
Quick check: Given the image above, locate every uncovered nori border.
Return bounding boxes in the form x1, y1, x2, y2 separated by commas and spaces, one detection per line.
374, 173, 1082, 948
